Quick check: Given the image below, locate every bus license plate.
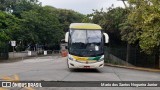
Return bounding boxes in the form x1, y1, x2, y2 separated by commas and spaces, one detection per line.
84, 66, 90, 68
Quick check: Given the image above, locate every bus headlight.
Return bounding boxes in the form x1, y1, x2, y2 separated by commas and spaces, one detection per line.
98, 55, 104, 61
68, 55, 74, 61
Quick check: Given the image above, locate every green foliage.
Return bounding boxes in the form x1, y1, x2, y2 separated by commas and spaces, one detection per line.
87, 7, 128, 46
120, 21, 138, 44
0, 0, 13, 11
86, 7, 128, 32
82, 15, 92, 23
34, 5, 85, 32
126, 0, 160, 53
19, 7, 63, 47
56, 7, 85, 32
0, 0, 40, 13
0, 11, 20, 47
0, 1, 85, 50
12, 0, 41, 17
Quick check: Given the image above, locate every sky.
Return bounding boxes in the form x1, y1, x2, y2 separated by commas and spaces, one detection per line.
39, 0, 126, 14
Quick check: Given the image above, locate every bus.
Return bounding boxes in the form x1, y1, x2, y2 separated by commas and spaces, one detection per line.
65, 23, 109, 69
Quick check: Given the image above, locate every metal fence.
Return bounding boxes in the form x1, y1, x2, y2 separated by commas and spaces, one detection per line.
104, 46, 159, 69
0, 44, 9, 60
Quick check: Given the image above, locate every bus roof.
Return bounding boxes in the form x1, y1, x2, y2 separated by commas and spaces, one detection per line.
69, 23, 102, 30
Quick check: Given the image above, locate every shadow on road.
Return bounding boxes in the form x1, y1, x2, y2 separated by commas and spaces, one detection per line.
69, 69, 101, 73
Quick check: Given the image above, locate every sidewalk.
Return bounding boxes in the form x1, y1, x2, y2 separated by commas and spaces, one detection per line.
0, 52, 60, 63
9, 51, 37, 59
105, 63, 160, 72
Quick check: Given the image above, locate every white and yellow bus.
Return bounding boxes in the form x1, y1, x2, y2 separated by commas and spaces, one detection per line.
65, 23, 109, 69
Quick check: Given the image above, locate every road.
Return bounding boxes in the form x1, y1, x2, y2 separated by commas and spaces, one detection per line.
0, 55, 160, 90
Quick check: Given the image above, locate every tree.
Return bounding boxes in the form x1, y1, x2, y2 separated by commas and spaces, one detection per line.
1, 1, 85, 51
56, 8, 85, 32
87, 7, 128, 46
19, 6, 64, 49
126, 0, 160, 53
0, 0, 14, 11
0, 11, 21, 47
12, 0, 41, 17
40, 6, 85, 32
120, 0, 160, 68
0, 0, 41, 15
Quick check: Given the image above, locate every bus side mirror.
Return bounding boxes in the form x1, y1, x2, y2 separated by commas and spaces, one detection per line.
103, 33, 109, 43
65, 32, 69, 42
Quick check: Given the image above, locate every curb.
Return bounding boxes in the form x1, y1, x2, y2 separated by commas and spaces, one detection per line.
105, 63, 160, 72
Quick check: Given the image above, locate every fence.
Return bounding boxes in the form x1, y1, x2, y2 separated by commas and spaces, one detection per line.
0, 44, 9, 60
104, 46, 159, 69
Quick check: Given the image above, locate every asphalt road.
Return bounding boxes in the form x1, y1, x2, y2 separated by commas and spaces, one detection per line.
0, 55, 160, 90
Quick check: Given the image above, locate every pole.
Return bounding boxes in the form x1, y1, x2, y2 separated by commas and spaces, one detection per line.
13, 46, 14, 58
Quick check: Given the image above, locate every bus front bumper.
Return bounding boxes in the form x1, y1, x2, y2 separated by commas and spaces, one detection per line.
68, 59, 104, 69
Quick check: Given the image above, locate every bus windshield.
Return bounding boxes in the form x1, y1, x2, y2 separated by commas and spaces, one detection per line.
69, 30, 104, 57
